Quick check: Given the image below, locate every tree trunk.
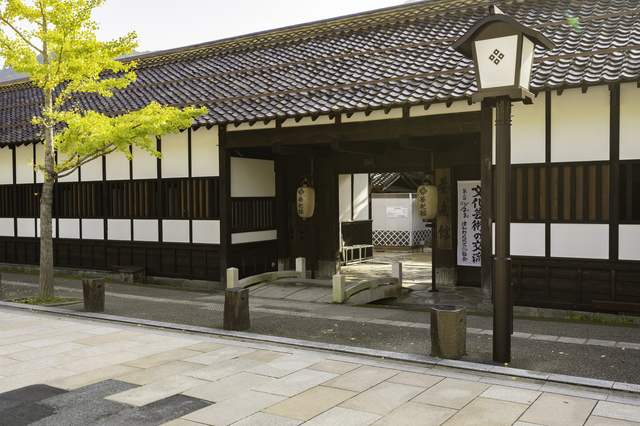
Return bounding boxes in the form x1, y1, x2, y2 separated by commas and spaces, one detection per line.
38, 85, 55, 299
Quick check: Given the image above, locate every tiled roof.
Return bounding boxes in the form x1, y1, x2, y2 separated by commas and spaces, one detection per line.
1, 0, 640, 145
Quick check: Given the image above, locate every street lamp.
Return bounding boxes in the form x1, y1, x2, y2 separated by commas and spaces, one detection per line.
452, 6, 554, 363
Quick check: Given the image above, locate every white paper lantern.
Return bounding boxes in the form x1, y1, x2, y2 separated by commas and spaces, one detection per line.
297, 178, 315, 219
417, 181, 437, 220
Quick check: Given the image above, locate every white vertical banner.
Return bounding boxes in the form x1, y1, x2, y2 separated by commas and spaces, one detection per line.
458, 180, 481, 267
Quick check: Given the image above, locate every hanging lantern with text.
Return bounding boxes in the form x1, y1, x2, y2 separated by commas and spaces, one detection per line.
297, 178, 315, 219
417, 177, 437, 220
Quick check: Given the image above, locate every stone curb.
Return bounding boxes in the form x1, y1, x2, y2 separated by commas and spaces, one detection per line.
1, 300, 639, 396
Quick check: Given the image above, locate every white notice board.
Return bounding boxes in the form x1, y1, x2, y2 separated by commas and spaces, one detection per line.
457, 180, 481, 267
386, 206, 409, 219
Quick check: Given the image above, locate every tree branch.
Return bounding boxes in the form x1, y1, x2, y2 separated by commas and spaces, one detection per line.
0, 16, 44, 55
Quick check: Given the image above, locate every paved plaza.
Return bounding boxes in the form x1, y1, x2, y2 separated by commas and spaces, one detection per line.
1, 307, 640, 425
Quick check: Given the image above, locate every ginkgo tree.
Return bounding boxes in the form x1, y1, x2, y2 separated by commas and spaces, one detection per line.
0, 0, 207, 298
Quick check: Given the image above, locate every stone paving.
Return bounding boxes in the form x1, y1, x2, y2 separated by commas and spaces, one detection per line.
1, 308, 640, 425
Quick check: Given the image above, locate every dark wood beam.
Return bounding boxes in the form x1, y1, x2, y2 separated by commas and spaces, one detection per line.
330, 139, 384, 156
271, 142, 325, 157
227, 111, 481, 148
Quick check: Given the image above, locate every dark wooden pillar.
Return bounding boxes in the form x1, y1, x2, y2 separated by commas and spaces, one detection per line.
609, 84, 620, 263
316, 160, 340, 277
219, 126, 232, 279
480, 101, 494, 305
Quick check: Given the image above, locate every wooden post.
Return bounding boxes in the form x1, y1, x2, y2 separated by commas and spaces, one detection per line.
296, 257, 306, 278
332, 274, 346, 303
82, 277, 105, 313
227, 267, 239, 289
223, 287, 250, 331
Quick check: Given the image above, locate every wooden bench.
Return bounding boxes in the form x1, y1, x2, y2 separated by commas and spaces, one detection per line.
592, 300, 640, 313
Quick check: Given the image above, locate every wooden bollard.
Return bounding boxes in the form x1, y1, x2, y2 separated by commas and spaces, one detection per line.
82, 277, 105, 313
224, 287, 250, 331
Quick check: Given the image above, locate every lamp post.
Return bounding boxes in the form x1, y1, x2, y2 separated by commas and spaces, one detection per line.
452, 6, 554, 363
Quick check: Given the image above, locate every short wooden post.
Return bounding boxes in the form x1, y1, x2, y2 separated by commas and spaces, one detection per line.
82, 278, 105, 313
227, 267, 239, 289
392, 261, 403, 292
224, 287, 250, 331
332, 274, 346, 303
296, 257, 306, 278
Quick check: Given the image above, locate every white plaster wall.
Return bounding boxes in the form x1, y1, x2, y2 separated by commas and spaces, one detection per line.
81, 159, 103, 182
35, 143, 45, 184
339, 174, 352, 222
15, 144, 34, 184
82, 219, 104, 240
132, 137, 158, 180
410, 101, 480, 117
512, 96, 546, 164
620, 83, 640, 160
230, 158, 275, 197
511, 223, 545, 256
0, 218, 14, 236
551, 86, 610, 163
0, 148, 13, 184
134, 219, 158, 242
58, 219, 80, 239
281, 116, 334, 128
227, 121, 276, 132
108, 219, 131, 241
161, 132, 189, 178
193, 220, 220, 244
162, 220, 190, 243
106, 150, 130, 181
372, 197, 412, 231
550, 224, 608, 259
342, 108, 403, 123
353, 174, 369, 221
57, 151, 79, 183
21, 218, 35, 237
619, 225, 640, 260
192, 127, 219, 177
231, 230, 277, 244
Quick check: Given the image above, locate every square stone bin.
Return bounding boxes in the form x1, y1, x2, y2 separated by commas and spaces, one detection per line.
430, 305, 466, 359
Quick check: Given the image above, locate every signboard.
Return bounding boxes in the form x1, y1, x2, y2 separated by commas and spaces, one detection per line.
386, 206, 409, 219
436, 168, 452, 250
457, 180, 481, 267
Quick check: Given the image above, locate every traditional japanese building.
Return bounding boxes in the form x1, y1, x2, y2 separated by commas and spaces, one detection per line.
1, 0, 639, 311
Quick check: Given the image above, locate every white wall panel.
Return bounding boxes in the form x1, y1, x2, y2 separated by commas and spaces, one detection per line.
58, 219, 80, 239
551, 224, 608, 259
511, 96, 546, 164
132, 137, 157, 179
620, 83, 640, 160
410, 101, 480, 117
34, 218, 56, 238
0, 218, 14, 236
81, 158, 103, 182
343, 108, 403, 123
353, 174, 369, 221
161, 132, 189, 178
339, 174, 352, 222
619, 225, 640, 260
227, 121, 276, 132
19, 218, 35, 237
281, 116, 334, 128
511, 224, 545, 256
231, 230, 277, 244
108, 219, 131, 241
372, 197, 412, 231
162, 220, 190, 243
230, 158, 275, 197
15, 144, 34, 184
191, 127, 219, 177
57, 151, 79, 182
551, 86, 609, 163
134, 219, 158, 242
35, 143, 45, 183
82, 219, 104, 240
0, 148, 13, 184
106, 150, 130, 181
193, 220, 220, 244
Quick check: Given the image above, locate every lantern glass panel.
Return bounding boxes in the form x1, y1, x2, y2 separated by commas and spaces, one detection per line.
519, 37, 534, 90
475, 35, 518, 89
